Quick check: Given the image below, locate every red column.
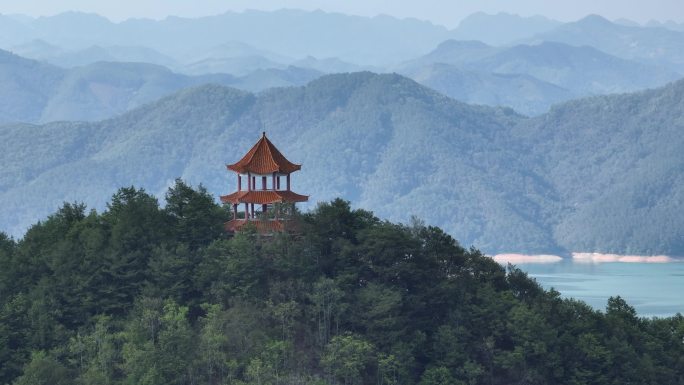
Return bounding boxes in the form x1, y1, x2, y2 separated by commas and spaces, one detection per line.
251, 203, 255, 218
262, 176, 267, 190
238, 174, 242, 191
233, 204, 237, 219
276, 176, 280, 190
272, 173, 276, 190
286, 174, 291, 191
252, 176, 256, 190
244, 203, 249, 219
247, 173, 251, 191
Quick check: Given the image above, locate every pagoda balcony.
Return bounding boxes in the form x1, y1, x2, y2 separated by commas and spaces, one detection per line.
225, 218, 299, 234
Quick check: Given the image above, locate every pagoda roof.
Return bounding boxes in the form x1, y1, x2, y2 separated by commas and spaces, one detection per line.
220, 190, 309, 205
227, 132, 301, 174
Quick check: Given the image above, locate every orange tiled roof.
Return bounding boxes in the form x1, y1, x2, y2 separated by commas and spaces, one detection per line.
227, 132, 301, 174
220, 190, 309, 204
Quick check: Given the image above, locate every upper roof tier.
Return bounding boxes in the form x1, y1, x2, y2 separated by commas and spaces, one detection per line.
227, 132, 301, 174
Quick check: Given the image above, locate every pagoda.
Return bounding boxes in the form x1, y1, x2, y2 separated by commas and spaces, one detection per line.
221, 132, 308, 233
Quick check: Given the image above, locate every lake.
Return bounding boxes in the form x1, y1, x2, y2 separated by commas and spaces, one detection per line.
502, 258, 684, 318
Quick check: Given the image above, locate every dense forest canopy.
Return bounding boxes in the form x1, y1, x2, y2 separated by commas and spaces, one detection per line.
1, 180, 682, 385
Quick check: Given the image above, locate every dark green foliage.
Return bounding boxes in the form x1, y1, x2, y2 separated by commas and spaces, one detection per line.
0, 191, 682, 385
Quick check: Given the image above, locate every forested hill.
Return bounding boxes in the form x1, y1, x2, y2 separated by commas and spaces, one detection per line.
0, 184, 682, 385
1, 72, 683, 255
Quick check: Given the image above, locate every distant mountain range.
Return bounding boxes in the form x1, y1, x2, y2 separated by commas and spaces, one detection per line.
3, 10, 683, 117
528, 14, 684, 72
4, 10, 683, 71
1, 72, 681, 256
0, 49, 322, 123
450, 12, 560, 45
399, 40, 680, 115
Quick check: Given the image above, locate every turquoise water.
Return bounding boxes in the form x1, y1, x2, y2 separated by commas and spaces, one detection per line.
516, 260, 684, 318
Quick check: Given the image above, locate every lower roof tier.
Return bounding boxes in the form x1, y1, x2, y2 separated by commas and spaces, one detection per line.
220, 190, 309, 205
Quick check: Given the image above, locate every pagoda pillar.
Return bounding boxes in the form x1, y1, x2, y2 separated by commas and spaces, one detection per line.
238, 175, 242, 191
286, 174, 291, 191
251, 203, 255, 218
233, 204, 238, 219
247, 173, 251, 191
244, 202, 249, 219
272, 173, 276, 190
262, 176, 267, 190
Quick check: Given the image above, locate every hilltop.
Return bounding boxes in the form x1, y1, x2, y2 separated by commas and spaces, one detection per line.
0, 185, 682, 385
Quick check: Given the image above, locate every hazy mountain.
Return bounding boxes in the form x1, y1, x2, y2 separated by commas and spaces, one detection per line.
407, 63, 575, 115
613, 18, 641, 27
472, 42, 680, 95
291, 56, 377, 73
645, 20, 684, 32
530, 15, 684, 72
11, 40, 178, 68
1, 72, 681, 256
399, 40, 679, 114
10, 39, 64, 59
182, 41, 292, 65
182, 55, 287, 76
0, 49, 323, 123
38, 61, 232, 122
451, 12, 561, 45
0, 10, 451, 66
396, 40, 499, 73
0, 49, 65, 123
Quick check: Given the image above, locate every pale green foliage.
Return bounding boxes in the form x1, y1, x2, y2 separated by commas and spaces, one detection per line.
321, 334, 375, 385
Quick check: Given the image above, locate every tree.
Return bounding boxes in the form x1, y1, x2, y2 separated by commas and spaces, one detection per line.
164, 179, 227, 250
417, 366, 459, 385
13, 351, 72, 385
321, 334, 374, 385
310, 278, 345, 349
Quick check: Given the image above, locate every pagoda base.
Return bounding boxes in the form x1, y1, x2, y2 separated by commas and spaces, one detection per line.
225, 219, 299, 234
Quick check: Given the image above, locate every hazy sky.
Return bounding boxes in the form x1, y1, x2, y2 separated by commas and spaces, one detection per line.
1, 0, 682, 27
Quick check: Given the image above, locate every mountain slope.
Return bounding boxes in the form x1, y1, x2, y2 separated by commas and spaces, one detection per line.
530, 15, 684, 72
0, 49, 323, 123
1, 10, 451, 66
0, 49, 65, 123
406, 63, 575, 115
451, 12, 560, 45
514, 81, 684, 254
1, 72, 682, 255
473, 42, 680, 95
400, 40, 680, 115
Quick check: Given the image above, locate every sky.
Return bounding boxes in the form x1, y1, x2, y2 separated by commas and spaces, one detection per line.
0, 0, 682, 27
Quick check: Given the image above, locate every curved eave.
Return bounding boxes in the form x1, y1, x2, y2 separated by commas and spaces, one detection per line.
226, 163, 301, 175
220, 190, 309, 204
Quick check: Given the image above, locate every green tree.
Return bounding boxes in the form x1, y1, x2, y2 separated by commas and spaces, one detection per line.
13, 351, 72, 385
165, 179, 227, 250
321, 334, 374, 385
417, 366, 459, 385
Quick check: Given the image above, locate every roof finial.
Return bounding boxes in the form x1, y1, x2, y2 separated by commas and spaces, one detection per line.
262, 131, 266, 138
